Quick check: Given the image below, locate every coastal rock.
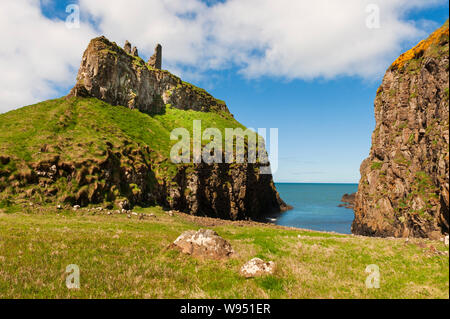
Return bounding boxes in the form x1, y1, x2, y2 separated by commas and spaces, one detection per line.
68, 36, 228, 114
353, 21, 449, 238
240, 258, 276, 278
64, 35, 288, 220
171, 229, 234, 259
339, 193, 356, 209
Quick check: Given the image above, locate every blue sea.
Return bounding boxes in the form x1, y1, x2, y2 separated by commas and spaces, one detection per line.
274, 183, 358, 234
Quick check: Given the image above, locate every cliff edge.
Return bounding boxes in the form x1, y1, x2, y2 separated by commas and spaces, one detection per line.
352, 21, 449, 239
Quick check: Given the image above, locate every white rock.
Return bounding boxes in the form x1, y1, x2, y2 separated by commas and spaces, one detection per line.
73, 205, 81, 210
172, 229, 233, 259
445, 235, 449, 246
240, 258, 276, 278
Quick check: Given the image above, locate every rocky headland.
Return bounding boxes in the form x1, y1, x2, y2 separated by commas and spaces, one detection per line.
352, 21, 449, 239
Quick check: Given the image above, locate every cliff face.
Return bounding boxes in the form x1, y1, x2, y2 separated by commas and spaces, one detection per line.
0, 36, 287, 220
353, 21, 449, 239
69, 36, 227, 114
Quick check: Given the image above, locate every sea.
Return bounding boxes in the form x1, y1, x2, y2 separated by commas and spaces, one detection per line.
274, 183, 358, 234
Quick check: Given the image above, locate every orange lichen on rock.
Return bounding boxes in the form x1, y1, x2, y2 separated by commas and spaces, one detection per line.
390, 20, 449, 70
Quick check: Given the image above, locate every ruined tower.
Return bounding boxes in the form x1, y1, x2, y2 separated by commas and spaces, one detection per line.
124, 40, 131, 54
148, 44, 162, 69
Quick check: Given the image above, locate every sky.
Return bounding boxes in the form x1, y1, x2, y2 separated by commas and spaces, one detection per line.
0, 0, 448, 183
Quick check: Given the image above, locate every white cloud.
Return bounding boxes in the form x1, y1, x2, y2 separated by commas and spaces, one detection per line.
0, 0, 446, 113
79, 0, 445, 80
0, 0, 95, 113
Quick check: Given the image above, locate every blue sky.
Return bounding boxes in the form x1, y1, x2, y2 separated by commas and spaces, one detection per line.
2, 1, 449, 183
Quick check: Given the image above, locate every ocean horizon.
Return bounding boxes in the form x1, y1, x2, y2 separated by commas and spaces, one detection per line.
274, 182, 358, 234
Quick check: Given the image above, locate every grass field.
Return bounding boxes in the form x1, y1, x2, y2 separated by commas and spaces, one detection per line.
0, 206, 448, 299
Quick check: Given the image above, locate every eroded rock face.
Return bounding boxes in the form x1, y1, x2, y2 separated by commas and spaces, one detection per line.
172, 229, 234, 259
69, 36, 228, 114
240, 258, 276, 278
165, 162, 287, 220
352, 21, 449, 239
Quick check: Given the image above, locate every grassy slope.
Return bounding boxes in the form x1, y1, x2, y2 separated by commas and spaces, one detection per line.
0, 97, 248, 206
0, 96, 242, 165
0, 207, 448, 299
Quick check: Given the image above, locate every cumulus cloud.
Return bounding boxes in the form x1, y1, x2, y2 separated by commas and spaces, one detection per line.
80, 0, 445, 79
0, 0, 446, 113
0, 0, 94, 113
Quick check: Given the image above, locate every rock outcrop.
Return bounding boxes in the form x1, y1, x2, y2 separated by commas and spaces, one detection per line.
69, 36, 227, 114
59, 35, 288, 220
339, 193, 355, 209
352, 21, 449, 239
171, 229, 234, 259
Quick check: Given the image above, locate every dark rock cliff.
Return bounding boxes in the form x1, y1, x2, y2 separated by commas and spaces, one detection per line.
352, 21, 449, 239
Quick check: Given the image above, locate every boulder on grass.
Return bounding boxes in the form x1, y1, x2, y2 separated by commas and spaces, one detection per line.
171, 229, 233, 259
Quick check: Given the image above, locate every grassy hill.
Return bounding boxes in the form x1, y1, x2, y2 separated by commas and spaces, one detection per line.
0, 206, 448, 298
0, 96, 247, 210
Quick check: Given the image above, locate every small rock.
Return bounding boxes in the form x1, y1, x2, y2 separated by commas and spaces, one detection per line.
127, 214, 131, 219
96, 207, 103, 211
148, 213, 156, 218
56, 205, 62, 210
73, 205, 81, 211
131, 212, 138, 216
445, 235, 449, 246
240, 258, 276, 278
171, 229, 233, 259
118, 200, 130, 210
107, 211, 112, 215
121, 209, 127, 214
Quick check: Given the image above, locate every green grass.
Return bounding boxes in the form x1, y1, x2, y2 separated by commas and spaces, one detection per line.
0, 97, 253, 205
0, 96, 243, 166
371, 161, 383, 170
0, 207, 448, 299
